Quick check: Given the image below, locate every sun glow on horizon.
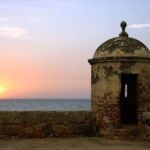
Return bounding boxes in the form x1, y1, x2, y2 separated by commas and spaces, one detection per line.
0, 80, 15, 98
0, 86, 6, 94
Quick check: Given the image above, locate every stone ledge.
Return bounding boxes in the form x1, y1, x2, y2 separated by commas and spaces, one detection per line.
88, 56, 150, 64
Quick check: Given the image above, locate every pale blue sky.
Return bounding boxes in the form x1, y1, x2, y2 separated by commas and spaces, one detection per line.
0, 0, 150, 98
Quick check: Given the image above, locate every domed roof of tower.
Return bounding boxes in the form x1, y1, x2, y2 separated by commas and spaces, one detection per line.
93, 21, 150, 58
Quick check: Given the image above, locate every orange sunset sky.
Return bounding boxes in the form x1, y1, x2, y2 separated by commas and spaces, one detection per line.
0, 0, 150, 98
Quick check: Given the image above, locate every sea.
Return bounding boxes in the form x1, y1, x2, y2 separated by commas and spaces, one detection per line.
0, 99, 91, 111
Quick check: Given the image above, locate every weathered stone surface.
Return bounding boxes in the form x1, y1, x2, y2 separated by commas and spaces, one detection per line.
33, 123, 51, 138
142, 112, 150, 126
52, 125, 66, 137
4, 125, 25, 137
89, 61, 150, 139
24, 126, 34, 137
93, 37, 150, 58
88, 23, 150, 140
0, 112, 22, 124
0, 111, 93, 138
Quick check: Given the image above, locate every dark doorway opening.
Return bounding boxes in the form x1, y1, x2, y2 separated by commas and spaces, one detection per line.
120, 74, 138, 125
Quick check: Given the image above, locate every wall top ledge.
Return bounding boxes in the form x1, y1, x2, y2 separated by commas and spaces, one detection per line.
88, 56, 150, 64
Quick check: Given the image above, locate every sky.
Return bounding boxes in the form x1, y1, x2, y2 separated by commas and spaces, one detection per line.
0, 0, 150, 99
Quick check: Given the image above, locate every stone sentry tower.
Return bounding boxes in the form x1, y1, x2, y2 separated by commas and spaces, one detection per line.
88, 21, 150, 138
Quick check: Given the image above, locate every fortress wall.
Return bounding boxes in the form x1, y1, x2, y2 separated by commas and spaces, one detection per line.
0, 111, 94, 138
0, 111, 149, 139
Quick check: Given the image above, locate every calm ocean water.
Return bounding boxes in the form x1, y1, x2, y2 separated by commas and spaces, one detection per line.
0, 99, 91, 111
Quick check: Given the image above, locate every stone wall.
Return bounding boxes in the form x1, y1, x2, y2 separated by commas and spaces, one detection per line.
91, 60, 150, 139
0, 111, 94, 138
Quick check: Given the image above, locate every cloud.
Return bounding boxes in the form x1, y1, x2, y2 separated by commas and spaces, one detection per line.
0, 17, 9, 22
129, 23, 150, 29
27, 16, 39, 23
0, 26, 28, 38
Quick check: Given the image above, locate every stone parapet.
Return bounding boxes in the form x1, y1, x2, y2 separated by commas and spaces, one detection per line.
0, 111, 94, 138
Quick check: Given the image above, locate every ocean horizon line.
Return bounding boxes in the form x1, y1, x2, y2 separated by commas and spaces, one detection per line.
0, 98, 91, 111
0, 98, 90, 101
